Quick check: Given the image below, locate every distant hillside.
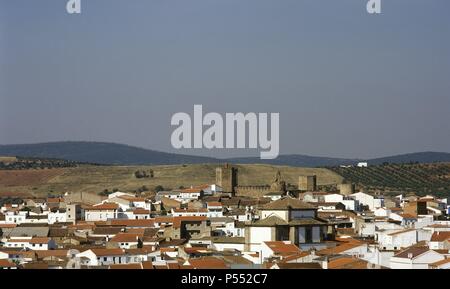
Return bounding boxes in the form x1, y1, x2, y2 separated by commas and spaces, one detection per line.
0, 142, 216, 165
228, 155, 356, 167
367, 152, 450, 165
1, 141, 450, 167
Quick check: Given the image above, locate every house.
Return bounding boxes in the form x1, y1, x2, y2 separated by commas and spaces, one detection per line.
260, 241, 302, 262
3, 211, 28, 224
185, 184, 222, 196
121, 208, 151, 220
323, 193, 359, 211
390, 247, 445, 269
206, 202, 223, 218
2, 237, 56, 250
245, 197, 330, 252
76, 248, 128, 266
172, 216, 211, 240
84, 203, 119, 221
155, 216, 210, 240
110, 233, 142, 249
376, 229, 418, 251
131, 208, 151, 219
211, 236, 245, 252
429, 231, 450, 250
179, 188, 204, 202
403, 201, 428, 217
351, 192, 384, 211
47, 208, 67, 224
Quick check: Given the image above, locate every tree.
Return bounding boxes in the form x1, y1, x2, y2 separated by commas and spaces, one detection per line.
154, 185, 164, 192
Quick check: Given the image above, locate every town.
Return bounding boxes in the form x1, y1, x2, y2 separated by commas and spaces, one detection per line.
0, 163, 449, 270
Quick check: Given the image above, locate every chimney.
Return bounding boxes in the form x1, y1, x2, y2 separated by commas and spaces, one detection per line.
407, 253, 413, 259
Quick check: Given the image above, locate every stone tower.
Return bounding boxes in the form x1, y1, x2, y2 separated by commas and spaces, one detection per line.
338, 183, 355, 196
298, 175, 317, 191
216, 164, 238, 193
270, 170, 286, 192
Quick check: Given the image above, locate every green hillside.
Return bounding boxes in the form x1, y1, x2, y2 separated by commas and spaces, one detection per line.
330, 163, 450, 197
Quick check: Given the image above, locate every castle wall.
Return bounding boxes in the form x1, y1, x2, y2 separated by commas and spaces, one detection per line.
235, 185, 271, 198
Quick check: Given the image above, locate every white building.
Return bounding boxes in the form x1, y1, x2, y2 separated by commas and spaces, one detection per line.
206, 202, 223, 218
76, 248, 127, 266
376, 229, 418, 251
428, 231, 450, 250
2, 237, 56, 251
390, 247, 445, 269
351, 192, 384, 211
2, 211, 28, 224
48, 209, 67, 224
211, 237, 245, 252
323, 193, 359, 211
84, 203, 119, 221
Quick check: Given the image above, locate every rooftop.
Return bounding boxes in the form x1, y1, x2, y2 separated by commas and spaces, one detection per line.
261, 197, 316, 211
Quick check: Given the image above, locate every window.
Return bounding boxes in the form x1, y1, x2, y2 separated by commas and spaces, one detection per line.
305, 227, 313, 243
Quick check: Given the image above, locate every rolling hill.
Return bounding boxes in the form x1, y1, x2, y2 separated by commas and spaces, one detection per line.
1, 141, 450, 167
0, 163, 343, 198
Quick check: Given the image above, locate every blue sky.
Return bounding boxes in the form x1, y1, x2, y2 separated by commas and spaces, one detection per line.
1, 0, 449, 158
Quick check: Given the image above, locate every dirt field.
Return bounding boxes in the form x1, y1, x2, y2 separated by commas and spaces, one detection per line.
0, 164, 343, 198
0, 169, 66, 186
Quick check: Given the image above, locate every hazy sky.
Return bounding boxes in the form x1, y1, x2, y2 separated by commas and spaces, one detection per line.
1, 0, 449, 159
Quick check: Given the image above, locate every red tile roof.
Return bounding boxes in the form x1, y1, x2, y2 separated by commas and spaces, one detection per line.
207, 202, 222, 207
264, 241, 302, 255
430, 231, 450, 242
110, 233, 140, 243
328, 257, 369, 269
0, 259, 17, 268
90, 248, 125, 257
188, 257, 228, 269
109, 219, 154, 227
133, 208, 150, 214
394, 247, 430, 259
87, 203, 119, 210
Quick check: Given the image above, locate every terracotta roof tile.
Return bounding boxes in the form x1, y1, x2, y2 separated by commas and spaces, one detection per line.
188, 257, 228, 269
430, 232, 450, 242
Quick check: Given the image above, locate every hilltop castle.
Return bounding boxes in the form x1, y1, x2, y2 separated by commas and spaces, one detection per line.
215, 164, 319, 198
